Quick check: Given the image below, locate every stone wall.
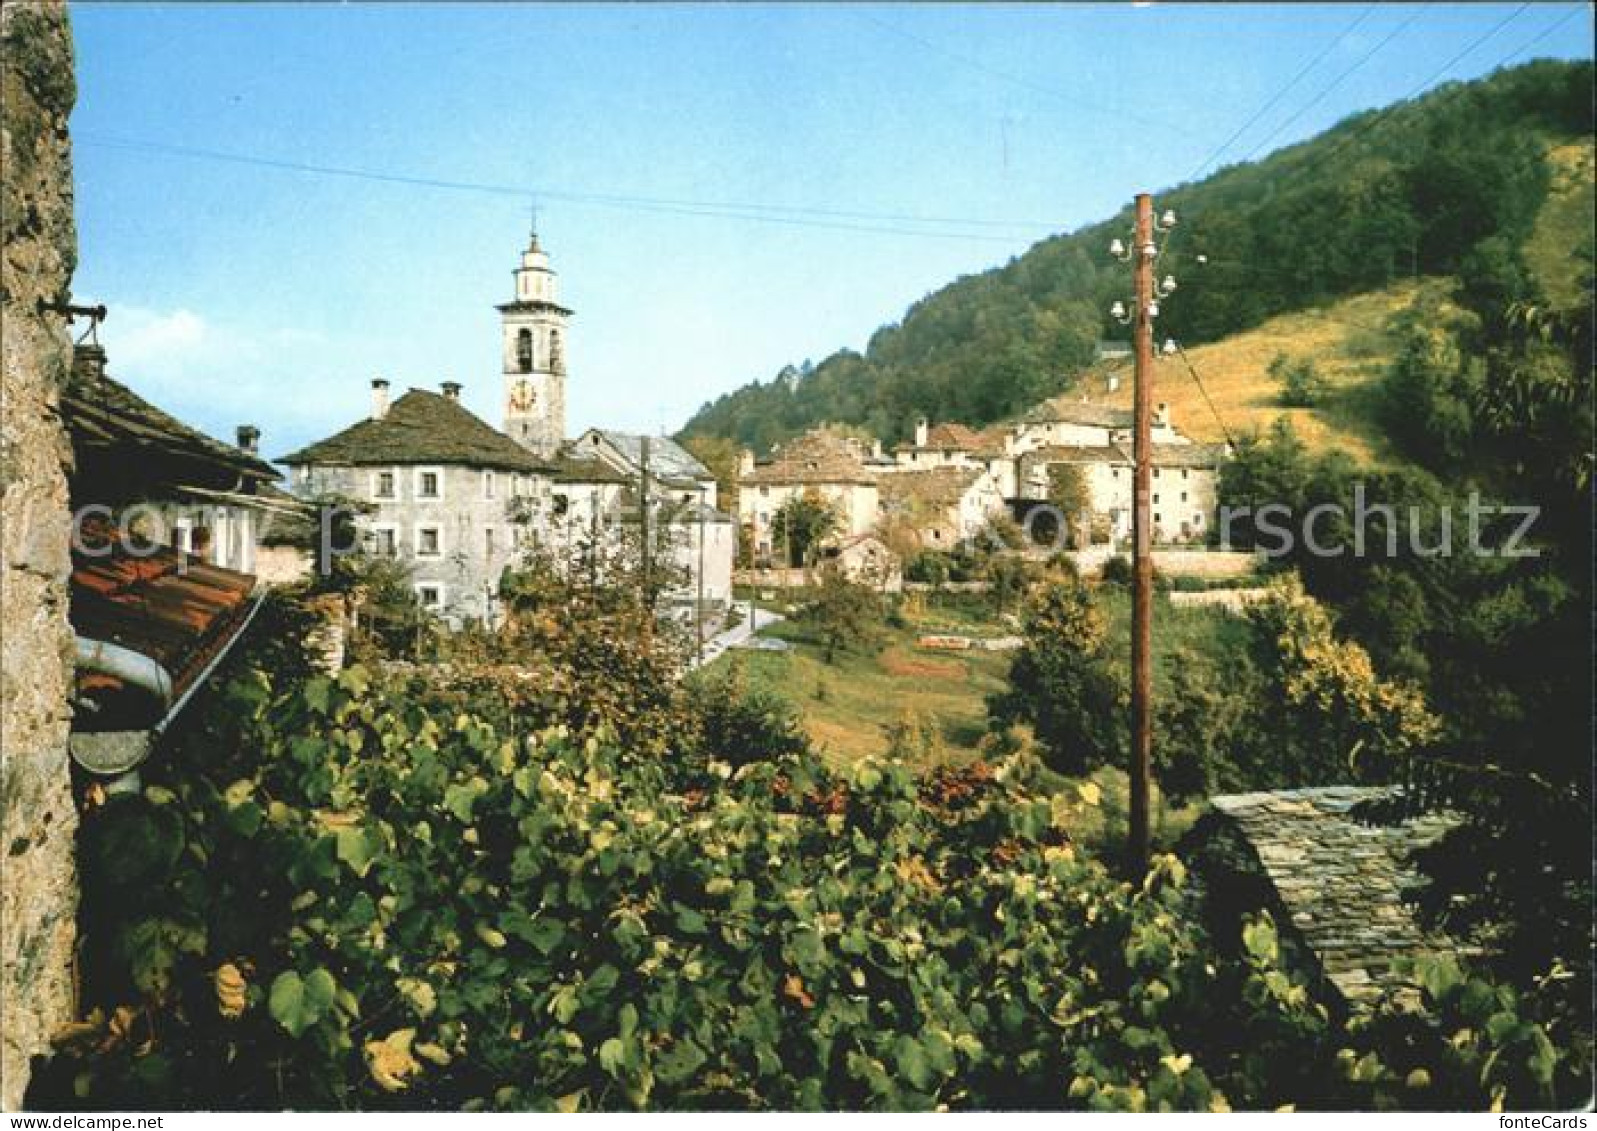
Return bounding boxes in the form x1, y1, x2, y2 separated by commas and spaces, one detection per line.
1, 0, 80, 1109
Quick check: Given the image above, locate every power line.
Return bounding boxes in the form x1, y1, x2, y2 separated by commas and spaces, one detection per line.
1170, 344, 1236, 448
1278, 3, 1535, 186
1500, 6, 1588, 65
75, 133, 1065, 245
849, 10, 1185, 137
1239, 4, 1433, 165
1186, 4, 1380, 182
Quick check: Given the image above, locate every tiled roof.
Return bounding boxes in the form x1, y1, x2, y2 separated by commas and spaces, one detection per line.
742, 428, 878, 487
879, 467, 984, 512
71, 520, 260, 732
64, 346, 279, 483
277, 389, 548, 472
1198, 786, 1462, 1012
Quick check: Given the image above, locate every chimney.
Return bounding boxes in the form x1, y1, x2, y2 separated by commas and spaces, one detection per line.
73, 343, 107, 381
441, 380, 462, 401
914, 417, 929, 448
738, 448, 755, 478
871, 439, 883, 461
371, 377, 390, 420
1154, 402, 1169, 429
236, 425, 260, 455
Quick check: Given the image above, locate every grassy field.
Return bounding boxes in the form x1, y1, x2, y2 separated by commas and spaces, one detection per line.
1086, 279, 1446, 465
709, 587, 1242, 849
724, 610, 1012, 770
1525, 140, 1596, 312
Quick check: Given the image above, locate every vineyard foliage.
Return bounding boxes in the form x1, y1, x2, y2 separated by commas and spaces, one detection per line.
36, 607, 1576, 1110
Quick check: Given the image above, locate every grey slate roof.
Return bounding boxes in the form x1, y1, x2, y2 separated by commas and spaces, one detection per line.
277, 389, 549, 472
580, 430, 711, 482
1020, 442, 1227, 469
1203, 786, 1462, 1011
65, 346, 279, 483
1022, 399, 1135, 428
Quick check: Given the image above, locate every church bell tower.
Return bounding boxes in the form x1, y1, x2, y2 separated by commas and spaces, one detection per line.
499, 227, 570, 456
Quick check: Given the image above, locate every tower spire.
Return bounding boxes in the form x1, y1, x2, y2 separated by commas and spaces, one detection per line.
528, 202, 541, 252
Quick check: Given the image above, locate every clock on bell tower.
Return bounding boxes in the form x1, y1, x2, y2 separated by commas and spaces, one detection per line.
498, 226, 571, 457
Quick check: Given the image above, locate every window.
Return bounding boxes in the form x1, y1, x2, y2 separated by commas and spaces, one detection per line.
483, 471, 496, 499
1194, 513, 1204, 527
517, 328, 533, 373
372, 469, 397, 500
759, 486, 769, 497
1153, 468, 1161, 479
297, 465, 311, 485
484, 527, 496, 556
416, 524, 442, 558
1153, 494, 1161, 504
550, 329, 563, 371
1182, 468, 1190, 479
416, 584, 443, 609
415, 467, 443, 500
1181, 492, 1188, 502
371, 525, 398, 557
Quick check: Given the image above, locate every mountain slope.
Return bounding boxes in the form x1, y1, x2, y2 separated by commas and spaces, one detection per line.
680, 60, 1593, 454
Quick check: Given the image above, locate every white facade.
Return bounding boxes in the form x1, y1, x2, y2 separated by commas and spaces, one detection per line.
295, 461, 546, 625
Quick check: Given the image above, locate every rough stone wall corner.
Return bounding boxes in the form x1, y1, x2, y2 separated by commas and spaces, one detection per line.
1, 0, 81, 1110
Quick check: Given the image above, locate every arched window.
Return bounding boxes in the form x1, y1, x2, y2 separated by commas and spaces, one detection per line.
516, 328, 533, 373
549, 329, 563, 373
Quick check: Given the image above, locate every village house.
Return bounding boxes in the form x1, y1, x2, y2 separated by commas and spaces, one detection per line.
890, 417, 1021, 497
737, 427, 881, 563
63, 342, 302, 575
281, 231, 735, 627
572, 427, 720, 508
877, 465, 1008, 550
279, 380, 550, 626
818, 532, 904, 592
56, 338, 291, 789
1014, 439, 1226, 544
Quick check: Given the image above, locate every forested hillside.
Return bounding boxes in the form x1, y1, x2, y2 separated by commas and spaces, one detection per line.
680, 60, 1592, 453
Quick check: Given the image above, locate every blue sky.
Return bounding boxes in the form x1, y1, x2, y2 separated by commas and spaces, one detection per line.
67, 2, 1592, 461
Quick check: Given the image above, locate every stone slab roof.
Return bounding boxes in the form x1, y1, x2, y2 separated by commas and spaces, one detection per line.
742, 428, 877, 487
879, 466, 984, 512
1206, 786, 1461, 1011
65, 346, 279, 484
278, 389, 548, 472
1020, 442, 1226, 470
581, 430, 711, 483
548, 452, 630, 485
1022, 398, 1135, 429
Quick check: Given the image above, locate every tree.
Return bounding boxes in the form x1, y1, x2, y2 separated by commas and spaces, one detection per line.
988, 575, 1125, 776
679, 433, 742, 514
1267, 352, 1328, 408
772, 493, 840, 567
802, 566, 884, 663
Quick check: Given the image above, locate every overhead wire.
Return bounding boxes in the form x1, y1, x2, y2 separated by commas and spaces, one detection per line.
1185, 3, 1380, 183
75, 133, 1062, 245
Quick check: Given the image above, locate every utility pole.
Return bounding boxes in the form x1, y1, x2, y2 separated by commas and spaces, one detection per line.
1129, 193, 1155, 875
696, 484, 707, 664
639, 435, 652, 609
